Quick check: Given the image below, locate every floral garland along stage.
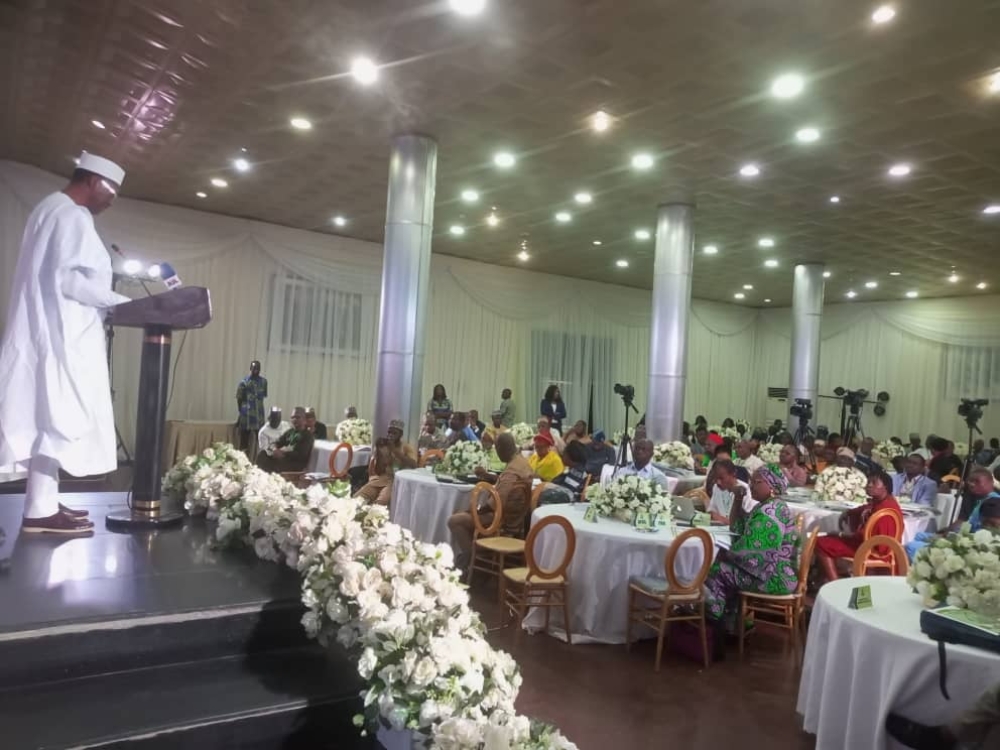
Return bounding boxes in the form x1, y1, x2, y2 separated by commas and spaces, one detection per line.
907, 527, 1000, 615
652, 441, 694, 470
336, 418, 373, 446
813, 466, 868, 505
584, 475, 671, 524
508, 422, 536, 446
162, 445, 578, 750
437, 441, 488, 476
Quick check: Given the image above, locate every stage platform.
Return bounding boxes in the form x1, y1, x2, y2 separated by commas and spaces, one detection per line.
0, 492, 372, 749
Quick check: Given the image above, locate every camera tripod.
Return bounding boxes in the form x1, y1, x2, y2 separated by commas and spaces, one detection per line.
613, 398, 640, 475
792, 418, 814, 447
842, 408, 865, 446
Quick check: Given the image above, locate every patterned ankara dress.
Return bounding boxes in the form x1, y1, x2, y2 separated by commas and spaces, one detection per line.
704, 498, 799, 624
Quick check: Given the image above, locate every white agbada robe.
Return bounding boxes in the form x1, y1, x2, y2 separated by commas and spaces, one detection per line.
0, 192, 130, 478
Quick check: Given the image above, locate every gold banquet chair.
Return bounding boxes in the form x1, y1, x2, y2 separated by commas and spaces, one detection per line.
626, 528, 714, 671
837, 507, 904, 575
327, 442, 354, 479
501, 514, 577, 644
468, 482, 530, 601
852, 535, 909, 577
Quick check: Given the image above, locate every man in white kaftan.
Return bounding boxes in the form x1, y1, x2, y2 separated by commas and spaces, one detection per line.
0, 152, 129, 535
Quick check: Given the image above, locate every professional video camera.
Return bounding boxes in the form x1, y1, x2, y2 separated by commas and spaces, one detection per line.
958, 398, 989, 433
834, 387, 869, 414
614, 382, 635, 407
789, 398, 813, 421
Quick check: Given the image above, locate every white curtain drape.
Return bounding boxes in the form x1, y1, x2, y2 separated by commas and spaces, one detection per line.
2, 160, 999, 452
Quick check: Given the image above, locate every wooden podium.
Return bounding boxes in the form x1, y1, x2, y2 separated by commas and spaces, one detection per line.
106, 287, 213, 531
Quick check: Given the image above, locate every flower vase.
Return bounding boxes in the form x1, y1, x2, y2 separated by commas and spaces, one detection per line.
376, 727, 427, 749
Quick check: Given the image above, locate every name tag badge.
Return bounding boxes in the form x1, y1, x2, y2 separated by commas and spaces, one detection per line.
848, 584, 874, 610
583, 505, 599, 523
634, 510, 652, 531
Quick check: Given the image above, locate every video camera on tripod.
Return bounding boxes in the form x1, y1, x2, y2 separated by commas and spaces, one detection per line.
958, 398, 989, 434
614, 382, 638, 412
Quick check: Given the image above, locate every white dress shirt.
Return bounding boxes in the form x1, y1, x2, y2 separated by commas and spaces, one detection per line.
708, 480, 756, 518
258, 420, 290, 454
607, 461, 671, 492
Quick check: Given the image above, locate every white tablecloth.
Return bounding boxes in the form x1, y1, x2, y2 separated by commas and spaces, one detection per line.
390, 469, 474, 546
522, 505, 728, 644
784, 501, 932, 543
306, 440, 371, 475
797, 577, 1000, 750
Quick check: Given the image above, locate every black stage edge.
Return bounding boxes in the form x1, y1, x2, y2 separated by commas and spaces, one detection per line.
0, 492, 371, 749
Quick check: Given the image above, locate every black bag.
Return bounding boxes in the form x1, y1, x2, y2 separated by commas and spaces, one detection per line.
920, 608, 1000, 699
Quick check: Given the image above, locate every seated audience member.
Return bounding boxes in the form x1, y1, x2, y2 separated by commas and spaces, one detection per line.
304, 407, 328, 440
975, 437, 999, 467
449, 434, 532, 568
538, 441, 589, 505
892, 453, 937, 506
815, 469, 901, 582
928, 438, 964, 482
480, 432, 506, 472
887, 677, 1000, 750
855, 437, 880, 474
905, 468, 1000, 559
467, 409, 486, 440
445, 412, 478, 446
690, 425, 711, 459
257, 407, 290, 456
483, 410, 508, 441
827, 433, 844, 452
735, 439, 765, 475
891, 455, 906, 474
706, 444, 750, 489
523, 416, 565, 453
907, 432, 926, 459
778, 443, 809, 487
354, 419, 418, 506
705, 466, 798, 632
981, 497, 1000, 536
529, 432, 565, 482
584, 431, 617, 477
608, 438, 670, 491
562, 420, 591, 447
707, 459, 755, 524
418, 412, 446, 450
256, 406, 315, 473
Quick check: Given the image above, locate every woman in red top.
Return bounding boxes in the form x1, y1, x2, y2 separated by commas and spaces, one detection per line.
815, 468, 902, 583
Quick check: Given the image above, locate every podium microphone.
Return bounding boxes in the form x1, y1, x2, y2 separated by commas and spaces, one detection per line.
156, 262, 183, 290
110, 244, 152, 297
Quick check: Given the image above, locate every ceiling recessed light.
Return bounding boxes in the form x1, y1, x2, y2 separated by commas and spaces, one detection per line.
634, 229, 651, 241
764, 259, 779, 268
739, 163, 761, 177
486, 213, 499, 227
734, 293, 746, 300
91, 119, 106, 130
771, 73, 805, 99
210, 177, 228, 188
888, 163, 911, 177
743, 284, 754, 290
845, 290, 857, 299
905, 290, 919, 298
865, 281, 878, 289
758, 237, 775, 248
350, 56, 379, 85
872, 5, 896, 24
592, 240, 603, 246
948, 273, 960, 283
631, 153, 654, 170
493, 151, 516, 168
889, 271, 901, 276
830, 195, 841, 204
195, 191, 207, 198
615, 259, 630, 268
983, 205, 1000, 215
233, 158, 250, 172
517, 250, 530, 262
461, 189, 479, 203
449, 0, 487, 16
290, 117, 312, 130
574, 191, 593, 204
795, 127, 821, 143
591, 110, 612, 132
976, 282, 988, 290
703, 245, 718, 255
332, 216, 347, 227
823, 271, 832, 278
449, 225, 465, 236
764, 298, 772, 303
555, 211, 572, 223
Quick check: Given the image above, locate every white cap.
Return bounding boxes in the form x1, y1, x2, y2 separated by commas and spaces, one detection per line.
76, 152, 125, 186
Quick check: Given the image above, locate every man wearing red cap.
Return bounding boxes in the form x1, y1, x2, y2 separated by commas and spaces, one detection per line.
529, 431, 565, 482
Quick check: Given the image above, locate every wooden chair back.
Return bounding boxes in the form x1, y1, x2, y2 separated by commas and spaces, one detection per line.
796, 529, 821, 596
530, 482, 552, 513
864, 507, 904, 542
327, 442, 354, 479
664, 528, 713, 595
419, 449, 445, 468
794, 513, 806, 537
853, 535, 909, 577
470, 482, 503, 536
524, 515, 576, 581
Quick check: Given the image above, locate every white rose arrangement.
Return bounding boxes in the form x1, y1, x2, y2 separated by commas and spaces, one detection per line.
953, 441, 969, 460
162, 451, 578, 750
813, 466, 868, 505
907, 528, 1000, 615
336, 418, 373, 446
585, 475, 671, 524
757, 443, 782, 464
708, 425, 740, 442
508, 422, 536, 446
652, 441, 694, 470
437, 441, 488, 476
873, 439, 905, 466
161, 442, 253, 517
611, 427, 634, 446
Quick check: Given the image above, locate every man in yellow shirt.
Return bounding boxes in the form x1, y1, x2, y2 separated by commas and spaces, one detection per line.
483, 410, 508, 441
529, 431, 565, 482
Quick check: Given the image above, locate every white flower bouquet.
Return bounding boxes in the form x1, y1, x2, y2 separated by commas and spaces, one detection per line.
438, 441, 488, 476
611, 427, 634, 446
953, 441, 969, 460
757, 443, 782, 464
873, 439, 905, 466
508, 422, 536, 446
708, 425, 739, 442
652, 441, 694, 470
585, 475, 671, 524
161, 442, 253, 517
813, 466, 868, 505
336, 418, 373, 446
907, 528, 1000, 615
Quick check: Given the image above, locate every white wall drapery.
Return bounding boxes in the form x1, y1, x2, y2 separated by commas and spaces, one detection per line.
1, 160, 998, 454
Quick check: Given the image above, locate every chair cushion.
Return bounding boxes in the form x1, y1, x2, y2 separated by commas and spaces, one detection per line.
502, 567, 564, 585
629, 575, 668, 594
476, 537, 526, 553
741, 591, 798, 602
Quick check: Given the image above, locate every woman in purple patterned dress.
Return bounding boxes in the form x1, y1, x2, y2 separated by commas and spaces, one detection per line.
704, 465, 800, 629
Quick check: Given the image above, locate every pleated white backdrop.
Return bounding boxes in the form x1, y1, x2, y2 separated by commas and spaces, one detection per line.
2, 160, 998, 453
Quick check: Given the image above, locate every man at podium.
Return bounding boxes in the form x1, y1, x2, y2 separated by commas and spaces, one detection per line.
0, 152, 129, 536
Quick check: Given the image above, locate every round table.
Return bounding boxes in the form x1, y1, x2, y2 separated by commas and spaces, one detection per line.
522, 505, 728, 644
797, 577, 1000, 750
389, 469, 474, 546
305, 440, 371, 475
783, 500, 932, 543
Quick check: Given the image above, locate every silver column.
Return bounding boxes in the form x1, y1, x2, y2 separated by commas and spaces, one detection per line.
788, 263, 825, 430
646, 203, 695, 442
373, 135, 437, 444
